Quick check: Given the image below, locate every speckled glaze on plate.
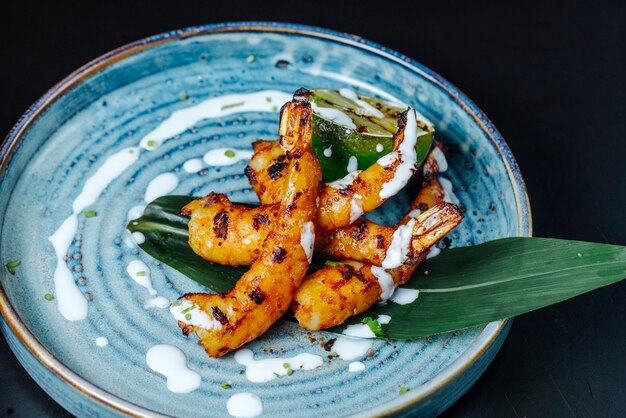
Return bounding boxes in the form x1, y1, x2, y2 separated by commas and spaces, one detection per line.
0, 22, 531, 417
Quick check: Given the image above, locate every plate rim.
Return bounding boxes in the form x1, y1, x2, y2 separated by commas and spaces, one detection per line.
0, 21, 533, 417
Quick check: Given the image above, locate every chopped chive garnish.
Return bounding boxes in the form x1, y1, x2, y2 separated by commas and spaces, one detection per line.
170, 300, 182, 307
220, 382, 232, 389
220, 102, 244, 111
44, 293, 55, 301
287, 368, 294, 376
181, 305, 196, 314
399, 386, 408, 395
224, 150, 236, 158
185, 313, 192, 321
325, 260, 341, 267
5, 260, 21, 275
136, 271, 146, 277
265, 97, 272, 103
239, 370, 245, 375
362, 317, 386, 339
147, 140, 157, 148
84, 210, 97, 218
282, 363, 290, 369
178, 91, 188, 101
273, 372, 281, 378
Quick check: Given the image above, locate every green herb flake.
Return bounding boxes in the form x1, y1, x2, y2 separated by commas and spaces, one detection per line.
136, 271, 146, 277
146, 140, 158, 148
224, 150, 237, 158
265, 97, 272, 103
220, 102, 244, 111
170, 300, 182, 307
44, 293, 55, 301
239, 370, 245, 375
287, 368, 294, 376
325, 260, 342, 267
282, 363, 290, 369
178, 91, 188, 101
5, 260, 21, 275
273, 372, 281, 378
185, 313, 192, 321
181, 305, 196, 314
220, 382, 232, 389
84, 210, 97, 218
362, 317, 386, 339
399, 386, 408, 395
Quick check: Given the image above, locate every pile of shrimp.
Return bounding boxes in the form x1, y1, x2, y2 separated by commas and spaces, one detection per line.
173, 89, 463, 357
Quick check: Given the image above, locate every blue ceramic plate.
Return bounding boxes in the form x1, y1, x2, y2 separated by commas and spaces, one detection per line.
0, 23, 531, 417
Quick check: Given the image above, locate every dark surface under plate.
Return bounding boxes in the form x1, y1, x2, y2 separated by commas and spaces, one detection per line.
1, 1, 625, 417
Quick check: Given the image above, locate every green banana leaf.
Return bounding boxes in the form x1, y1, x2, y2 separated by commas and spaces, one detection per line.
128, 196, 626, 339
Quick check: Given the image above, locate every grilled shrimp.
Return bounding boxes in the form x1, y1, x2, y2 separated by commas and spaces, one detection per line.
247, 109, 424, 235
183, 109, 426, 266
291, 150, 461, 330
181, 193, 275, 266
320, 202, 462, 268
172, 94, 321, 357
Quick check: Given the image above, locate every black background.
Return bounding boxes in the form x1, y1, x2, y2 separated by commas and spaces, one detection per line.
1, 1, 625, 417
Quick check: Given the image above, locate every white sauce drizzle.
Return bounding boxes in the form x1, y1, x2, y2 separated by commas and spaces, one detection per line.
338, 88, 384, 118
227, 393, 263, 418
144, 296, 169, 309
427, 246, 441, 259
370, 266, 395, 300
132, 231, 145, 245
146, 344, 201, 393
348, 361, 366, 372
347, 155, 358, 173
182, 158, 204, 173
389, 288, 420, 305
323, 146, 333, 158
439, 176, 460, 204
343, 323, 376, 339
407, 208, 422, 218
342, 314, 391, 340
379, 109, 419, 199
326, 170, 360, 189
432, 147, 448, 173
300, 221, 315, 263
376, 150, 399, 167
234, 348, 323, 383
139, 90, 292, 150
381, 218, 416, 269
332, 336, 373, 360
95, 337, 109, 347
349, 195, 364, 224
203, 148, 254, 167
127, 205, 145, 221
144, 172, 178, 203
311, 102, 356, 130
48, 147, 139, 321
126, 260, 156, 295
376, 143, 384, 153
170, 299, 223, 330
